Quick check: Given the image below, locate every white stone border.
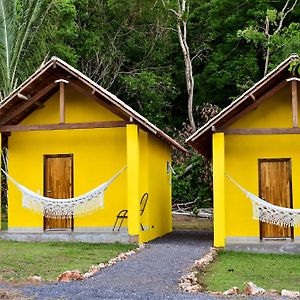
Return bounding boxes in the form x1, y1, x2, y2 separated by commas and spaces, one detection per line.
178, 247, 217, 293
57, 244, 146, 282
82, 244, 145, 279
178, 248, 300, 298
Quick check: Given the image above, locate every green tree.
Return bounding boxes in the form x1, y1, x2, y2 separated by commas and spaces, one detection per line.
238, 0, 298, 76
50, 0, 78, 66
57, 0, 181, 129
0, 0, 57, 99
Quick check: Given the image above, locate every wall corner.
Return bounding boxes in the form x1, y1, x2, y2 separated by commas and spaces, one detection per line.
212, 132, 225, 247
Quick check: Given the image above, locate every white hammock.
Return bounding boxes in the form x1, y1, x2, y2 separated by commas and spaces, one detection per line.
2, 166, 126, 219
226, 175, 300, 227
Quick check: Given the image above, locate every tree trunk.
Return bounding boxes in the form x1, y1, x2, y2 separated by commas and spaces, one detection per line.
176, 0, 196, 132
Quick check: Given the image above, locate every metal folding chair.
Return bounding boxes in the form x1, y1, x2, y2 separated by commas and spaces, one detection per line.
112, 192, 148, 231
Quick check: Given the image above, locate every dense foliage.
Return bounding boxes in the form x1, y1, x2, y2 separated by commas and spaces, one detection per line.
1, 0, 300, 207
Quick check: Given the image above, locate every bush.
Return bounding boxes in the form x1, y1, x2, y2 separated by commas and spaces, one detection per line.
172, 155, 212, 208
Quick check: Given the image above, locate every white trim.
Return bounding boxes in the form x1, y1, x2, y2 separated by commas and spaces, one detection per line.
55, 79, 69, 84
286, 77, 300, 82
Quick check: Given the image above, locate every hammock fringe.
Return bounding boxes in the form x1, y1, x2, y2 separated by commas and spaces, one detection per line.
3, 166, 126, 218
226, 174, 300, 228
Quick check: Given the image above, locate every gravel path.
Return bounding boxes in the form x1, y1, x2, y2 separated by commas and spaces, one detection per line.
15, 230, 218, 300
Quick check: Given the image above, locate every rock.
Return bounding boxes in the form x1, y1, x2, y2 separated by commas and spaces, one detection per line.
138, 244, 145, 250
107, 258, 117, 266
27, 275, 42, 283
281, 289, 300, 298
82, 272, 94, 279
57, 270, 83, 282
223, 286, 239, 295
265, 289, 279, 296
88, 265, 100, 273
244, 282, 265, 295
178, 272, 202, 293
98, 263, 106, 269
194, 247, 217, 271
178, 247, 218, 294
208, 291, 223, 296
118, 253, 127, 260
75, 246, 143, 283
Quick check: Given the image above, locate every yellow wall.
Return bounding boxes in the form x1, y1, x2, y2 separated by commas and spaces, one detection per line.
213, 133, 225, 247
8, 87, 126, 229
123, 127, 172, 243
7, 85, 173, 242
138, 129, 150, 242
126, 124, 140, 235
224, 84, 300, 239
146, 134, 172, 242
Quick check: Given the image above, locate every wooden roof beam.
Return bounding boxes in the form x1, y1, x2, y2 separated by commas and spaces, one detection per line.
17, 93, 44, 109
0, 82, 57, 126
55, 79, 69, 124
287, 78, 299, 128
0, 121, 128, 132
221, 127, 300, 135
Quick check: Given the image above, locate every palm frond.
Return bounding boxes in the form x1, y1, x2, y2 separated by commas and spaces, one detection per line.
0, 0, 57, 99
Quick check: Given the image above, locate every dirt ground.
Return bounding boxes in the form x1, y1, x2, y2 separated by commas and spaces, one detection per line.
172, 214, 213, 232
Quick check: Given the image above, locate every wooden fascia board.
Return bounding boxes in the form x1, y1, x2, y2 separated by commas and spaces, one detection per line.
187, 79, 289, 152
0, 57, 186, 152
0, 121, 128, 132
0, 60, 55, 108
0, 82, 57, 126
187, 55, 299, 144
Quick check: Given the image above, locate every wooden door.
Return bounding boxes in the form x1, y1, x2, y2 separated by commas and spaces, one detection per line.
44, 154, 73, 230
259, 159, 293, 239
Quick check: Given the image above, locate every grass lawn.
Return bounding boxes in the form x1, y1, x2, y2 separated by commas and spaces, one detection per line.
0, 240, 134, 282
1, 221, 7, 230
172, 214, 213, 231
1, 213, 8, 230
201, 250, 300, 292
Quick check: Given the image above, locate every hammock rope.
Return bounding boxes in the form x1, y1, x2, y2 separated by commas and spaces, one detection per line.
226, 174, 300, 227
2, 166, 126, 219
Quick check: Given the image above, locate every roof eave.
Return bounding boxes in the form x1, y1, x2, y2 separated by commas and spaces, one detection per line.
0, 57, 187, 152
186, 54, 299, 145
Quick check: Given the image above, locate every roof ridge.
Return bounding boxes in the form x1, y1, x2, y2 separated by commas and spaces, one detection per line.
0, 56, 187, 152
187, 54, 299, 143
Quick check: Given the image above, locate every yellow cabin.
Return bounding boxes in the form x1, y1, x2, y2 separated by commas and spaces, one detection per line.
0, 57, 186, 244
188, 54, 300, 250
